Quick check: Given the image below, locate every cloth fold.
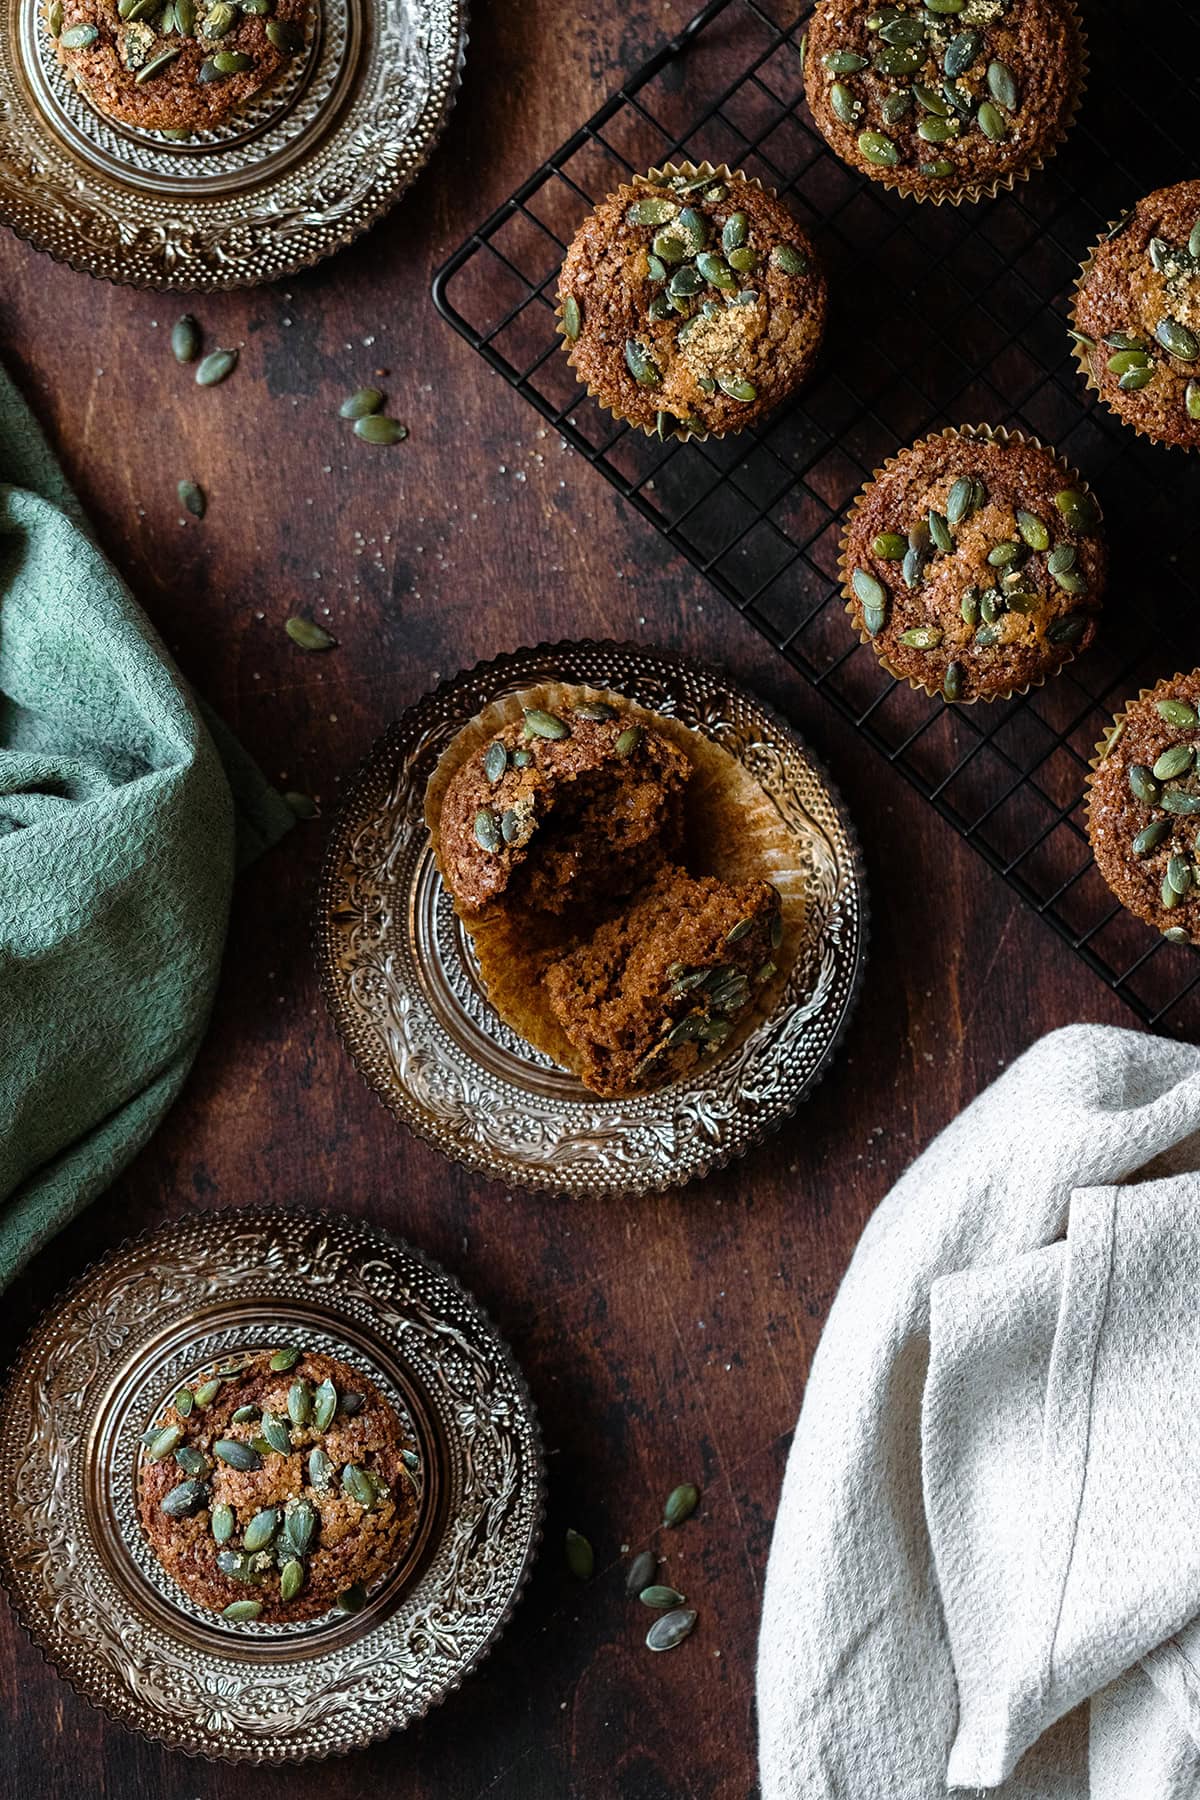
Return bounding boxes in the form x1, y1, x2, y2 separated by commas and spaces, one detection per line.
0, 366, 292, 1287
757, 1024, 1200, 1799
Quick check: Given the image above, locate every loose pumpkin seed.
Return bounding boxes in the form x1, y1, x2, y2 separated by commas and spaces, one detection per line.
200, 48, 252, 75
627, 196, 678, 226
281, 1498, 317, 1556
243, 1508, 279, 1552
946, 475, 973, 525
1046, 544, 1076, 576
721, 211, 748, 254
1104, 331, 1147, 351
1119, 366, 1154, 391
897, 626, 943, 649
338, 1391, 365, 1415
822, 49, 868, 71
1054, 488, 1099, 533
265, 16, 302, 49
474, 807, 500, 852
222, 1601, 263, 1622
171, 315, 201, 363
919, 159, 954, 178
339, 387, 384, 419
1164, 926, 1192, 944
354, 414, 406, 444
48, 2, 63, 32
174, 1445, 210, 1477
674, 207, 708, 252
830, 81, 860, 124
725, 916, 754, 943
286, 616, 335, 650
976, 101, 1006, 141
943, 662, 964, 702
918, 116, 958, 144
1167, 855, 1193, 895
975, 624, 1001, 648
1154, 744, 1194, 781
210, 1502, 235, 1544
1164, 790, 1200, 815
337, 1583, 367, 1614
278, 1559, 304, 1602
177, 478, 205, 517
1129, 766, 1161, 805
1187, 381, 1200, 421
986, 59, 1017, 108
214, 1438, 262, 1472
309, 1446, 333, 1490
640, 1585, 686, 1608
523, 707, 569, 739
1157, 318, 1200, 361
770, 244, 808, 276
311, 1378, 337, 1432
342, 1464, 376, 1508
858, 129, 898, 167
161, 1478, 208, 1518
1157, 699, 1198, 728
1163, 873, 1181, 910
696, 252, 737, 291
201, 0, 236, 29
1016, 510, 1048, 551
60, 21, 98, 44
500, 808, 521, 845
175, 1387, 195, 1416
663, 1483, 700, 1527
1052, 567, 1088, 594
718, 375, 756, 402
960, 587, 980, 627
287, 1380, 312, 1425
146, 1425, 184, 1461
646, 1608, 698, 1652
943, 27, 981, 76
1107, 349, 1151, 375
1133, 820, 1170, 857
914, 82, 949, 117
872, 532, 907, 560
987, 541, 1020, 567
1047, 611, 1087, 644
194, 1378, 222, 1407
852, 567, 887, 610
878, 12, 924, 42
560, 296, 582, 342
194, 347, 238, 385
483, 741, 508, 783
901, 545, 926, 589
881, 90, 913, 125
862, 600, 887, 636
565, 1529, 594, 1580
874, 43, 921, 77
928, 509, 953, 553
135, 41, 183, 76
626, 1550, 657, 1597
217, 1549, 253, 1582
270, 1346, 301, 1371
1190, 216, 1200, 263
175, 0, 195, 28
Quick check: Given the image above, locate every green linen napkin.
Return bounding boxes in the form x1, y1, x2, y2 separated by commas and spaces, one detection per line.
0, 367, 292, 1287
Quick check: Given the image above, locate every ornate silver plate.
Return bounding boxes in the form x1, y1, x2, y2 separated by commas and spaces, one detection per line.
0, 0, 466, 286
317, 640, 867, 1197
0, 1209, 543, 1762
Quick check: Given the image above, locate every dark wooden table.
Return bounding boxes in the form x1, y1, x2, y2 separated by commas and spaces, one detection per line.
0, 1, 1139, 1794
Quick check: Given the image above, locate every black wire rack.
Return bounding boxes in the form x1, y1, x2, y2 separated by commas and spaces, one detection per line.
431, 0, 1200, 1033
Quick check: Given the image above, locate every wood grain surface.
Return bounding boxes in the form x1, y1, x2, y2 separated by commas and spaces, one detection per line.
0, 0, 1139, 1794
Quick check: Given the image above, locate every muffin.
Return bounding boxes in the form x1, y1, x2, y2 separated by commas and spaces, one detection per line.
556, 165, 826, 439
803, 0, 1085, 203
424, 678, 808, 1096
543, 866, 782, 1095
1071, 180, 1200, 451
434, 699, 690, 918
841, 428, 1106, 702
1088, 674, 1200, 947
46, 0, 309, 134
138, 1345, 421, 1623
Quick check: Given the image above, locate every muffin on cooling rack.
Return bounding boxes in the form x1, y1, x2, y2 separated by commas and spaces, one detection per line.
138, 1345, 421, 1623
556, 164, 827, 440
803, 0, 1086, 204
1071, 180, 1200, 451
1088, 674, 1200, 947
45, 0, 309, 134
841, 427, 1106, 703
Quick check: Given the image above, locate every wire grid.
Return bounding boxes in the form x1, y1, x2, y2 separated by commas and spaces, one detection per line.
431, 0, 1200, 1033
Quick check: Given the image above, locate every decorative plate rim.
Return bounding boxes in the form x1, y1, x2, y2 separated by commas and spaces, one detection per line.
0, 0, 468, 289
0, 1205, 545, 1762
315, 637, 870, 1198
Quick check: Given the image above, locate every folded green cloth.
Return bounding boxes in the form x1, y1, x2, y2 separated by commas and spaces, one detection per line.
0, 367, 292, 1287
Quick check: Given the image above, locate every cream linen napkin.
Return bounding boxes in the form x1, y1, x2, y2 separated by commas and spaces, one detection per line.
757, 1023, 1200, 1799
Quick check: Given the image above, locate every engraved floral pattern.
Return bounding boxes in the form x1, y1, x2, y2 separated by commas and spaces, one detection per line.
317, 642, 867, 1196
0, 1211, 543, 1761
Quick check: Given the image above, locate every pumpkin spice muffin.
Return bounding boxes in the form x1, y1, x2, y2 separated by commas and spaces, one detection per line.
842, 429, 1106, 702
1088, 674, 1200, 947
557, 166, 826, 439
434, 699, 690, 917
1071, 181, 1200, 451
138, 1345, 420, 1624
46, 0, 309, 134
543, 866, 782, 1095
803, 0, 1085, 202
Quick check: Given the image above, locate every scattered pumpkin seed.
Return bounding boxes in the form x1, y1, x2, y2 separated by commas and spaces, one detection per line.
214, 1437, 262, 1472
1047, 611, 1087, 645
1046, 544, 1076, 576
770, 244, 809, 275
1107, 349, 1151, 376
611, 723, 642, 760
146, 1425, 184, 1461
878, 13, 923, 42
171, 315, 201, 362
310, 1378, 337, 1433
822, 49, 868, 72
1163, 873, 1181, 910
338, 1391, 365, 1415
474, 807, 501, 855
211, 1503, 235, 1545
278, 1559, 304, 1602
1119, 366, 1154, 391
177, 478, 205, 517
161, 1478, 208, 1518
222, 1600, 263, 1622
1154, 744, 1195, 781
1015, 510, 1048, 551
927, 509, 952, 553
1157, 318, 1200, 361
1167, 855, 1193, 896
265, 16, 302, 48
918, 116, 958, 144
725, 916, 754, 944
829, 81, 858, 124
851, 568, 887, 611
1051, 567, 1088, 594
985, 58, 1017, 108
175, 0, 195, 27
565, 1529, 594, 1580
309, 1446, 333, 1490
339, 387, 383, 420
199, 48, 252, 75
858, 129, 898, 167
286, 616, 336, 650
269, 1346, 301, 1371
337, 1583, 367, 1614
974, 624, 1001, 648
874, 42, 922, 77
1054, 488, 1098, 533
901, 544, 925, 589
626, 1550, 657, 1597
60, 21, 98, 44
194, 347, 238, 385
174, 1445, 210, 1477
354, 414, 407, 444
243, 1507, 279, 1553
640, 1585, 686, 1609
1164, 790, 1200, 815
1158, 699, 1198, 729
943, 662, 964, 703
287, 1379, 312, 1426
341, 1464, 375, 1508
560, 295, 582, 342
193, 1378, 222, 1407
945, 476, 973, 526
871, 532, 907, 560
663, 1483, 700, 1528
1133, 820, 1170, 857
483, 741, 508, 784
175, 1387, 195, 1416
1187, 381, 1200, 421
976, 100, 1006, 141
1164, 926, 1192, 944
646, 1608, 698, 1652
48, 2, 63, 32
897, 626, 943, 649
523, 707, 570, 740
881, 90, 913, 124
1129, 766, 1161, 805
943, 27, 981, 76
627, 196, 678, 226
987, 541, 1020, 567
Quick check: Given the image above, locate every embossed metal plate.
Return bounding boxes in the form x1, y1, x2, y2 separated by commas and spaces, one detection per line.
0, 0, 465, 286
317, 640, 867, 1196
0, 1209, 543, 1761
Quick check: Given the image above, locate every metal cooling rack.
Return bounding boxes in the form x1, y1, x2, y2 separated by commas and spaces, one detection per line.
431, 0, 1200, 1032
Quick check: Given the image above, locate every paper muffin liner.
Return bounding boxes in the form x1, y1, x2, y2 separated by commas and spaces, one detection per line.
837, 424, 1103, 705
1069, 207, 1199, 454
424, 678, 808, 1082
801, 0, 1088, 208
555, 161, 819, 446
1084, 674, 1200, 947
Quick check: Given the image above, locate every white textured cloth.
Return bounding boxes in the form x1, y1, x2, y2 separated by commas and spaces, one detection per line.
758, 1024, 1200, 1799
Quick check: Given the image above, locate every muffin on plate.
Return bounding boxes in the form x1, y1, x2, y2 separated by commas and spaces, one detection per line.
1088, 674, 1200, 947
841, 427, 1106, 702
46, 0, 309, 134
425, 679, 807, 1096
1071, 180, 1200, 451
803, 0, 1085, 204
138, 1345, 420, 1623
556, 164, 826, 440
